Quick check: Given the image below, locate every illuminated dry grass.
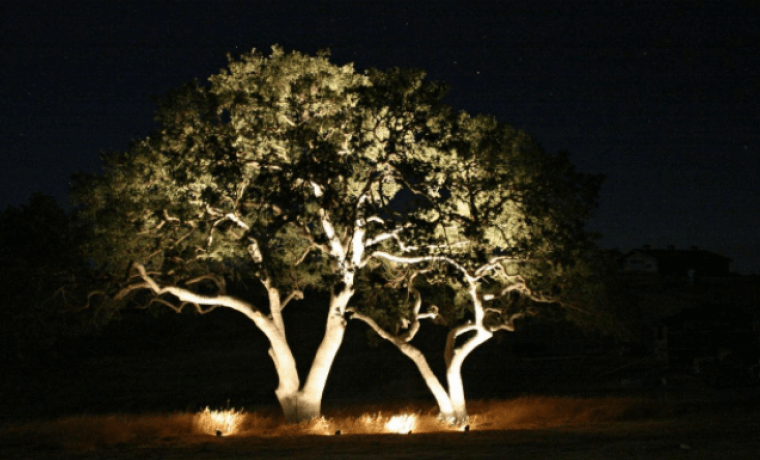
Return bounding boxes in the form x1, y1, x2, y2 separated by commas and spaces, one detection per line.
193, 407, 246, 436
0, 396, 661, 452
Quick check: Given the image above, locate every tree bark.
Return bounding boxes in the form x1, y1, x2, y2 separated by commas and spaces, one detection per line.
276, 391, 322, 423
295, 287, 352, 421
396, 342, 456, 420
267, 341, 303, 422
445, 326, 493, 422
348, 309, 456, 420
128, 263, 340, 423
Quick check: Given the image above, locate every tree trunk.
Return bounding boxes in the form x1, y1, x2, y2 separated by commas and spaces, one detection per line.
347, 308, 457, 420
268, 308, 347, 422
396, 342, 456, 420
262, 325, 303, 422
445, 327, 493, 423
294, 287, 352, 421
133, 264, 349, 423
276, 391, 322, 423
445, 368, 469, 422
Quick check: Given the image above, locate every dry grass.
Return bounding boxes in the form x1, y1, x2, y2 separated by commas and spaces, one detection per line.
0, 413, 195, 452
465, 396, 663, 430
0, 396, 663, 453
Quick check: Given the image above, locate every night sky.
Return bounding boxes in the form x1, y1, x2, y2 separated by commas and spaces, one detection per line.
2, 1, 758, 273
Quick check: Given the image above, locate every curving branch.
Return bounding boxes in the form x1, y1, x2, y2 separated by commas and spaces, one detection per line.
79, 289, 109, 311
114, 281, 153, 301
123, 262, 271, 326
347, 306, 455, 417
487, 279, 590, 315
280, 289, 304, 310
347, 308, 402, 344
205, 209, 251, 246
363, 224, 411, 248
483, 309, 525, 332
362, 251, 438, 268
396, 269, 440, 341
148, 297, 218, 315
185, 274, 226, 294
162, 209, 181, 223
293, 243, 316, 267
473, 256, 526, 278
444, 322, 479, 368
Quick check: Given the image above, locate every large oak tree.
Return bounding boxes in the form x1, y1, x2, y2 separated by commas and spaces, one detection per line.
74, 47, 454, 421
75, 46, 601, 423
348, 114, 603, 422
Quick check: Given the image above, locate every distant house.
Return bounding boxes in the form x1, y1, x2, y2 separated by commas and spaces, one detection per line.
621, 245, 732, 277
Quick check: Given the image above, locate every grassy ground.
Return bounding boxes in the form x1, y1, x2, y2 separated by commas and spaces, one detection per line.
2, 394, 760, 459
2, 307, 759, 459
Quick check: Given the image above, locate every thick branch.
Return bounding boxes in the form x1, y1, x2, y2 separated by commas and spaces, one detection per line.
348, 308, 402, 344
148, 297, 217, 315
362, 251, 438, 268
320, 210, 347, 265
125, 262, 270, 325
348, 307, 454, 417
444, 323, 478, 368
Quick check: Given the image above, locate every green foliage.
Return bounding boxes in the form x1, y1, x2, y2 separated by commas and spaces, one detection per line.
73, 46, 457, 306
73, 45, 606, 341
353, 264, 413, 333
73, 49, 344, 303
354, 107, 606, 336
489, 249, 621, 334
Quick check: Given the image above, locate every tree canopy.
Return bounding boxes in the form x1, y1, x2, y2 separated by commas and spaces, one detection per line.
73, 46, 464, 421
73, 46, 602, 422
346, 111, 603, 420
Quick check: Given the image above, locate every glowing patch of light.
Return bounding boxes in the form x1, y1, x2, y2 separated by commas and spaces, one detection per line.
304, 416, 332, 436
385, 414, 416, 434
194, 407, 244, 436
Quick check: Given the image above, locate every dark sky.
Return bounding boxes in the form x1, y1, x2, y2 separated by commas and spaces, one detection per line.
2, 1, 758, 273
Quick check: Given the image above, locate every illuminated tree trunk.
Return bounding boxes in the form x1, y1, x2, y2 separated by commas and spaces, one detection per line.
269, 348, 302, 422
373, 342, 459, 420
347, 309, 456, 420
258, 285, 302, 423
257, 298, 349, 423
127, 263, 346, 423
396, 342, 456, 419
290, 286, 352, 421
266, 285, 353, 422
261, 298, 349, 423
445, 326, 493, 422
350, 319, 492, 423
